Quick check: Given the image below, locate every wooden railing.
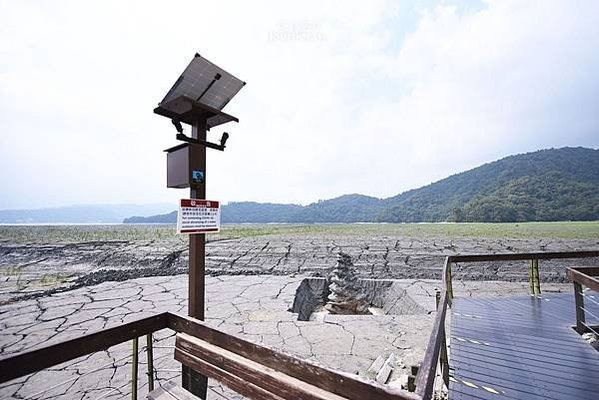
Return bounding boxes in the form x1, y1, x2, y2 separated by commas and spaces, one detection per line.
567, 266, 599, 335
0, 312, 419, 400
415, 250, 599, 400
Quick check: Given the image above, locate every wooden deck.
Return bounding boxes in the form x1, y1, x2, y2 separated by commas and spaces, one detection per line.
449, 293, 599, 400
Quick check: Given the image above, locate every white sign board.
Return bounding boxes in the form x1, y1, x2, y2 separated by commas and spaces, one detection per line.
176, 199, 220, 234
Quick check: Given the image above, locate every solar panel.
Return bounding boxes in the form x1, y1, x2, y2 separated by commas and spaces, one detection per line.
160, 54, 245, 111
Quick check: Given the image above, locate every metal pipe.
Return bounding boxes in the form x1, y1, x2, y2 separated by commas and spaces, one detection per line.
146, 333, 154, 391
528, 260, 535, 295
574, 282, 586, 334
131, 337, 139, 400
534, 259, 541, 295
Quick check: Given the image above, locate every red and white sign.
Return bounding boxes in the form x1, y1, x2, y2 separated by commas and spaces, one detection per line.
177, 199, 220, 234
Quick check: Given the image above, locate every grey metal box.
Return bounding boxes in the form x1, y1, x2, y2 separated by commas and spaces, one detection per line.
165, 143, 203, 188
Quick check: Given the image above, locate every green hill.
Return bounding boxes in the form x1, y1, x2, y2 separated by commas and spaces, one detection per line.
124, 147, 599, 224
289, 194, 384, 223
379, 147, 599, 222
220, 202, 303, 223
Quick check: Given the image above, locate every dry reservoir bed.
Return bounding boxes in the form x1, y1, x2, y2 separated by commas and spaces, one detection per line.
0, 223, 598, 303
0, 274, 574, 399
0, 223, 597, 398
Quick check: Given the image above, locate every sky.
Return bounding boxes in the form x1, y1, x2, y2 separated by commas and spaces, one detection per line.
1, 0, 598, 209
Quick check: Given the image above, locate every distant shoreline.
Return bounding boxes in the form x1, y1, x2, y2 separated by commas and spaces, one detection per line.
1, 221, 598, 226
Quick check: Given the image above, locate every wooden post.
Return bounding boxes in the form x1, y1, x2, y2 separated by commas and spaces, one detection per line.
146, 333, 154, 391
533, 259, 541, 295
182, 118, 208, 398
574, 282, 586, 334
131, 337, 138, 400
408, 364, 419, 391
407, 375, 417, 392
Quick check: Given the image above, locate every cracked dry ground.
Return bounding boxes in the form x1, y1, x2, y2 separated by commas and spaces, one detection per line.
0, 275, 443, 399
1, 230, 597, 399
1, 233, 598, 302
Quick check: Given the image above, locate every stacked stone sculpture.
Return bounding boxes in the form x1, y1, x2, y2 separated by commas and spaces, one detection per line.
325, 252, 369, 314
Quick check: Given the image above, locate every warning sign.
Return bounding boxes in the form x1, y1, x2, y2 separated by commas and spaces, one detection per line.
176, 199, 220, 234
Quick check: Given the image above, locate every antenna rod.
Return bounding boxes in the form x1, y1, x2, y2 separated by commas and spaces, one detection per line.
196, 73, 222, 102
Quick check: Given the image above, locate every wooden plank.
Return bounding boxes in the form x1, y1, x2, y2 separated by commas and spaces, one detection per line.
148, 386, 179, 400
451, 329, 599, 362
0, 313, 169, 384
452, 316, 578, 339
449, 380, 552, 400
568, 266, 599, 276
451, 337, 599, 371
452, 298, 580, 333
167, 314, 418, 400
451, 351, 595, 395
414, 289, 448, 398
451, 330, 594, 362
161, 381, 205, 400
148, 381, 194, 400
451, 352, 599, 394
174, 350, 284, 400
176, 333, 348, 400
449, 294, 599, 400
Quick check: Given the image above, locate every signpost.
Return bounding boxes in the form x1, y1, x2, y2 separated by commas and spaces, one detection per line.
177, 199, 220, 234
154, 53, 245, 399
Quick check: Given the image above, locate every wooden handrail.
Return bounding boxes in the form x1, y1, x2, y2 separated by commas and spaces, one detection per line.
0, 313, 169, 384
0, 312, 419, 400
169, 313, 418, 400
414, 289, 448, 399
448, 250, 599, 263
567, 266, 599, 292
567, 266, 599, 334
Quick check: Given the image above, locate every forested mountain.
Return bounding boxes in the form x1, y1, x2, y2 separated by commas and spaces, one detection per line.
378, 147, 598, 222
288, 194, 384, 223
124, 147, 598, 224
220, 202, 303, 223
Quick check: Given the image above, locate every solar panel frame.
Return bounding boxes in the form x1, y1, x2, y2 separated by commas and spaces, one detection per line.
153, 96, 238, 130
160, 54, 245, 111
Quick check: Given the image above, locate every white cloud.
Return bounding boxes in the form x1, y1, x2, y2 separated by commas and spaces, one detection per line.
0, 0, 597, 209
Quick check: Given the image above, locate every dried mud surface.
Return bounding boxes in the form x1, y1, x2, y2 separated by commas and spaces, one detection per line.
1, 231, 598, 304
0, 225, 596, 399
1, 228, 597, 303
0, 273, 574, 400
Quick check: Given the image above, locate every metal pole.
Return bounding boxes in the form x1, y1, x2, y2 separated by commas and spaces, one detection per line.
534, 259, 541, 295
182, 117, 208, 398
528, 260, 535, 295
146, 333, 154, 392
574, 282, 586, 334
131, 337, 138, 400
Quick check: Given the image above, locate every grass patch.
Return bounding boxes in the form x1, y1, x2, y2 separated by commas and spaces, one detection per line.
1, 266, 23, 276
38, 274, 70, 287
0, 221, 597, 243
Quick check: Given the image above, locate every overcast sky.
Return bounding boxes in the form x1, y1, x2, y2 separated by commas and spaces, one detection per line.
1, 0, 598, 210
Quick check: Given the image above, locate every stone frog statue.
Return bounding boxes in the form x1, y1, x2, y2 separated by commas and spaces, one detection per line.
325, 252, 370, 315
